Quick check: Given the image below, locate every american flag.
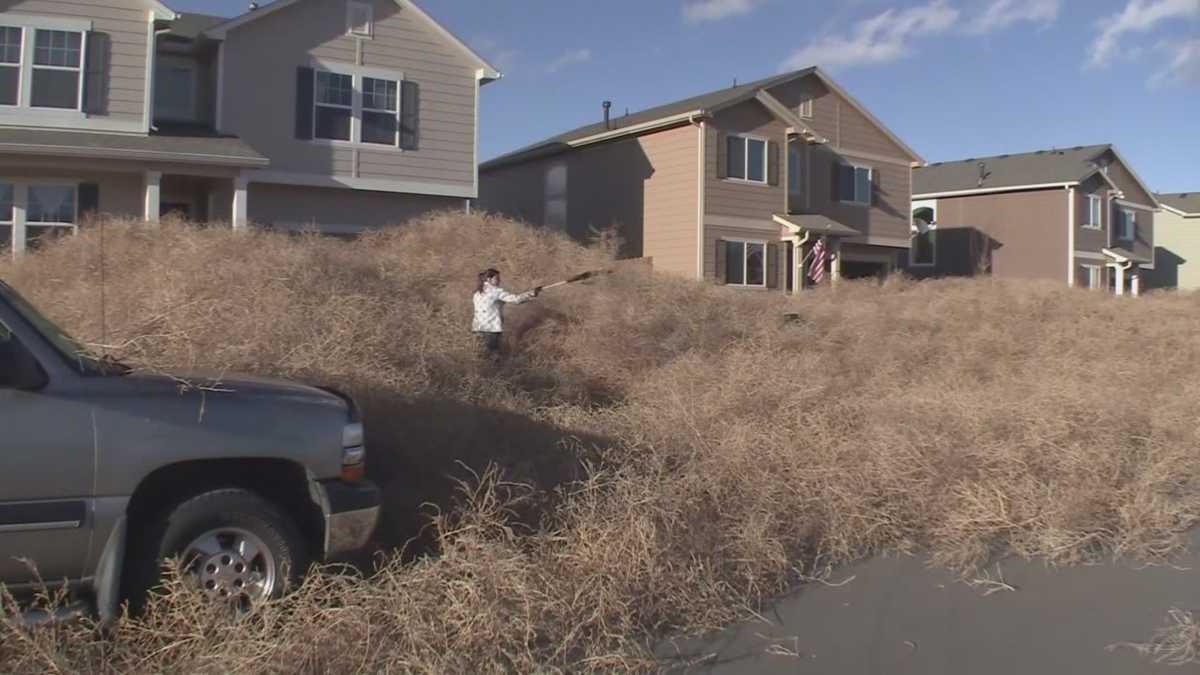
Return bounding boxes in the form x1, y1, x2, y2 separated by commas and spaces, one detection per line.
808, 237, 828, 284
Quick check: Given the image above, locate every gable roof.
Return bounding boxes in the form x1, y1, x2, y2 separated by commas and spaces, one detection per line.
914, 144, 1156, 204
149, 1, 178, 20
1156, 192, 1200, 216
482, 67, 922, 171
164, 12, 225, 41
201, 0, 499, 80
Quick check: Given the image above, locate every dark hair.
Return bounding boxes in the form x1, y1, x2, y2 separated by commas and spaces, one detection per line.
476, 268, 500, 294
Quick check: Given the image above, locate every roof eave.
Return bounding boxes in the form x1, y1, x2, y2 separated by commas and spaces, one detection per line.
1159, 203, 1199, 217
150, 1, 178, 20
912, 181, 1078, 199
0, 142, 269, 168
810, 67, 924, 165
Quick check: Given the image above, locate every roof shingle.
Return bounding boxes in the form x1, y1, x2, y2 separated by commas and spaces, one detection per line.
913, 145, 1113, 196
1156, 192, 1200, 215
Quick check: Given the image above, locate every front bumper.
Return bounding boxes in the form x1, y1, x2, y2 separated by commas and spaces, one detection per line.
316, 479, 381, 557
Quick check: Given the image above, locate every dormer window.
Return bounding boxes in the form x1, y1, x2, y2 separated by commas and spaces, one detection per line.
347, 1, 373, 37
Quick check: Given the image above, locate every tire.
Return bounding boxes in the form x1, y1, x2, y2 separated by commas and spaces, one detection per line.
123, 488, 311, 613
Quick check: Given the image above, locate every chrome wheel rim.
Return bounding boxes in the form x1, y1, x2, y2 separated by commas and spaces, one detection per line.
183, 527, 277, 606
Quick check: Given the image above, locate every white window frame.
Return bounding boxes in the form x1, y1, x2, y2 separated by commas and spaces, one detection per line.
0, 16, 91, 119
1082, 264, 1102, 290
1083, 194, 1102, 229
725, 134, 769, 185
347, 1, 374, 38
360, 75, 400, 147
1119, 208, 1136, 240
797, 97, 813, 119
839, 162, 872, 206
1, 179, 80, 259
309, 59, 405, 150
724, 237, 768, 287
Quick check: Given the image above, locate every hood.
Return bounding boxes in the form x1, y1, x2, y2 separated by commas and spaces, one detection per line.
121, 369, 349, 413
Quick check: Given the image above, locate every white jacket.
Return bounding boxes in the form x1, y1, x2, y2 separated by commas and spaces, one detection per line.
472, 283, 534, 333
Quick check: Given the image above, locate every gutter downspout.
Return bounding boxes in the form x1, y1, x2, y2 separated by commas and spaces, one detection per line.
689, 112, 708, 280
1066, 185, 1075, 287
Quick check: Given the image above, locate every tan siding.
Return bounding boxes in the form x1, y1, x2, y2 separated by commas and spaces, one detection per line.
1147, 210, 1200, 290
1105, 158, 1155, 206
220, 0, 477, 191
247, 182, 461, 229
703, 221, 780, 282
1, 0, 149, 124
0, 162, 143, 217
480, 124, 698, 276
933, 188, 1069, 281
767, 76, 911, 160
1074, 181, 1108, 252
705, 105, 785, 220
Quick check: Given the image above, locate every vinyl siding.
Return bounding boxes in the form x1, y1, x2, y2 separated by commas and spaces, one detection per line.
479, 124, 699, 276
703, 221, 782, 282
1146, 210, 1200, 290
0, 0, 150, 123
705, 104, 782, 220
220, 0, 478, 192
1075, 179, 1108, 252
929, 188, 1069, 281
1105, 158, 1156, 206
0, 163, 143, 217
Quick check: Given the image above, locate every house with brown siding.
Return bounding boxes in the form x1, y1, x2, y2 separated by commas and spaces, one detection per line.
909, 145, 1160, 296
0, 0, 497, 257
1146, 193, 1200, 290
478, 68, 923, 291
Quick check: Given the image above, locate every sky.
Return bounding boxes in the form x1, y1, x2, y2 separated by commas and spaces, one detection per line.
172, 0, 1199, 192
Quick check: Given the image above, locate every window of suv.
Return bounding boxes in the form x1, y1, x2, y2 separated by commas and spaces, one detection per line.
0, 280, 126, 376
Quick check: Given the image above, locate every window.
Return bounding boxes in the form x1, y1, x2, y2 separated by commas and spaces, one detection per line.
26, 183, 76, 248
347, 1, 374, 37
31, 29, 82, 109
1084, 195, 1102, 229
797, 97, 813, 119
361, 76, 399, 145
725, 240, 766, 286
314, 70, 353, 141
155, 63, 196, 121
726, 134, 767, 183
838, 164, 872, 205
1119, 209, 1136, 240
1083, 264, 1102, 289
0, 27, 21, 106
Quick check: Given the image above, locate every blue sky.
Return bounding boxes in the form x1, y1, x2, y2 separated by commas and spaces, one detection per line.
174, 0, 1199, 192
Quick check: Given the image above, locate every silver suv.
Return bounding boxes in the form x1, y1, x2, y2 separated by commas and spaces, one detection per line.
0, 279, 380, 618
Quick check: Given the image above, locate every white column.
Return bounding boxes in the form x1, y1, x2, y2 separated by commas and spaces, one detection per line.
1114, 265, 1125, 296
830, 239, 843, 286
11, 183, 27, 257
1131, 272, 1140, 297
143, 171, 162, 223
232, 173, 249, 231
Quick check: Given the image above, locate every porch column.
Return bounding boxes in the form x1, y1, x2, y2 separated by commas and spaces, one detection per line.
1114, 265, 1125, 296
232, 173, 249, 231
11, 184, 27, 257
1131, 272, 1140, 297
143, 171, 162, 223
830, 239, 843, 286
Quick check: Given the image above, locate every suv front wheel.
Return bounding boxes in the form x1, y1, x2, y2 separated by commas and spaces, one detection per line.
124, 488, 311, 612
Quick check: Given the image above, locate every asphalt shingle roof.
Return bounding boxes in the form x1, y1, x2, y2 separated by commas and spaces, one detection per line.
164, 12, 227, 41
1156, 192, 1200, 215
913, 145, 1113, 196
0, 128, 268, 167
482, 68, 817, 170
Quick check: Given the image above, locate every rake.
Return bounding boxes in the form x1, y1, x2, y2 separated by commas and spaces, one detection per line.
535, 269, 612, 292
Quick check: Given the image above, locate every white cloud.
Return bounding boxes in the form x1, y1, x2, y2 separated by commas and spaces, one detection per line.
966, 0, 1060, 34
781, 1, 960, 71
1088, 0, 1200, 68
473, 36, 518, 74
1151, 39, 1200, 86
683, 0, 765, 23
545, 48, 593, 74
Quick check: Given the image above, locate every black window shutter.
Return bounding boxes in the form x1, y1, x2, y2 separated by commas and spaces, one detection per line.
766, 242, 780, 289
715, 239, 727, 283
400, 80, 420, 150
82, 32, 109, 114
78, 182, 100, 220
767, 141, 780, 186
830, 162, 840, 202
871, 167, 880, 206
295, 67, 314, 140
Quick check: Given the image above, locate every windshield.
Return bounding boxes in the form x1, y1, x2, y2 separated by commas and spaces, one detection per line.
0, 280, 128, 376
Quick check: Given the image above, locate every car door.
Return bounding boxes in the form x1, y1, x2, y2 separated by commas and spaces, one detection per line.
0, 318, 95, 589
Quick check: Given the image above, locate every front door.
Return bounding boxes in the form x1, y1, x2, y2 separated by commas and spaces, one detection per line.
0, 320, 95, 589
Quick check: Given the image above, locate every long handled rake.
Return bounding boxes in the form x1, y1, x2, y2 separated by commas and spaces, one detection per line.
535, 269, 612, 292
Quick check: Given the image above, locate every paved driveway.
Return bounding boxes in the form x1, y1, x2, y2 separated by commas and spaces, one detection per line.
662, 539, 1200, 674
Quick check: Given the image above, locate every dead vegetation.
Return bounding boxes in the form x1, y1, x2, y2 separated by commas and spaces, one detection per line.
3, 213, 1200, 673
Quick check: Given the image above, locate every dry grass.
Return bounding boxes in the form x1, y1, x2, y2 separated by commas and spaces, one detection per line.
3, 213, 1200, 673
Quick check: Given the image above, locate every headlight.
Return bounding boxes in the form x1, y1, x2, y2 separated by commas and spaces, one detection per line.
342, 422, 364, 448
341, 423, 366, 483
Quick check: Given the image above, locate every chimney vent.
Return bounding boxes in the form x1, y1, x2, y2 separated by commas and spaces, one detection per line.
249, 1, 259, 9
602, 100, 611, 130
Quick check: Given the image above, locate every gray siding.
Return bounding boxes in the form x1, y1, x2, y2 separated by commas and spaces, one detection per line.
0, 0, 150, 124
220, 0, 478, 191
247, 182, 461, 229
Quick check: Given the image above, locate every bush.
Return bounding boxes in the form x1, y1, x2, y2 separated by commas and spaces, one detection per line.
3, 213, 1200, 673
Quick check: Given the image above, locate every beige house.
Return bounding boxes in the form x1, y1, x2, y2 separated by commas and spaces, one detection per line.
1146, 193, 1200, 290
910, 145, 1160, 296
0, 0, 498, 256
479, 68, 923, 291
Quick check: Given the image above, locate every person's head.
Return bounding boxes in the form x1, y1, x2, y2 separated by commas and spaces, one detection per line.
476, 268, 500, 293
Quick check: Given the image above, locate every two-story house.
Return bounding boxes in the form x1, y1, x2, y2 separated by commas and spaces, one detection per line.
478, 67, 923, 291
1146, 192, 1200, 290
0, 0, 498, 257
910, 145, 1159, 296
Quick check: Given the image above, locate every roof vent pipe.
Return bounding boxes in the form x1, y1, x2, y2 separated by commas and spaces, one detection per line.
602, 100, 611, 130
249, 1, 259, 9
977, 162, 986, 187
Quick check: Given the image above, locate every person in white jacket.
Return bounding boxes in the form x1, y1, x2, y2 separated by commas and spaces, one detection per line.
472, 268, 540, 359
